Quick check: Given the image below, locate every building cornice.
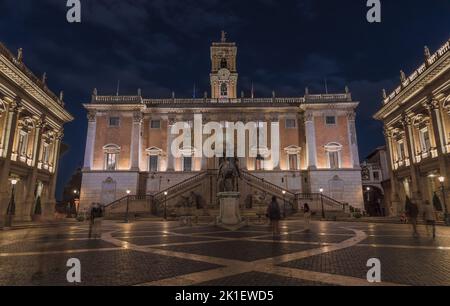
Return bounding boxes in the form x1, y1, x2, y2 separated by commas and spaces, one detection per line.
374, 38, 450, 120
0, 42, 73, 123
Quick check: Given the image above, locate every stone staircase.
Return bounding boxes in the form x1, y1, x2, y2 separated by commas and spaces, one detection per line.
103, 169, 350, 222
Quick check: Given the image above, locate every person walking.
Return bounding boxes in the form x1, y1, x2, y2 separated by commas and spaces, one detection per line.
423, 200, 436, 239
267, 196, 281, 237
88, 203, 96, 239
303, 203, 311, 232
405, 196, 419, 237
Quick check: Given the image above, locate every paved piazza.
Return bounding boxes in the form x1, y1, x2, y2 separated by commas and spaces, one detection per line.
1, 220, 450, 286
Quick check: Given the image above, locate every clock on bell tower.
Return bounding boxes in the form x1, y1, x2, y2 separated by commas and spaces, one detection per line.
210, 31, 238, 99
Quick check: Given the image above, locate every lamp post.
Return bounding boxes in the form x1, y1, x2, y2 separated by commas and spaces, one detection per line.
438, 176, 449, 226
164, 191, 168, 220
366, 186, 371, 202
319, 187, 325, 219
125, 189, 131, 223
73, 189, 79, 216
5, 178, 19, 227
282, 190, 286, 218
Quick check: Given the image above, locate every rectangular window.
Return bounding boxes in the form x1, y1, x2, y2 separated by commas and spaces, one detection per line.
373, 171, 380, 181
328, 151, 340, 169
42, 144, 50, 164
397, 141, 405, 160
149, 155, 159, 172
420, 128, 431, 152
18, 132, 28, 157
105, 153, 117, 170
288, 154, 298, 170
325, 116, 336, 125
109, 117, 120, 127
285, 119, 296, 129
183, 156, 192, 172
150, 120, 161, 129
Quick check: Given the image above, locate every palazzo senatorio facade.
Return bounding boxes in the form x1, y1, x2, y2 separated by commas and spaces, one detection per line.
80, 35, 363, 215
0, 42, 73, 224
374, 38, 450, 217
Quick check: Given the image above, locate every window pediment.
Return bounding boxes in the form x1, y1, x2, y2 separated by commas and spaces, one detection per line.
103, 144, 121, 154
324, 142, 342, 152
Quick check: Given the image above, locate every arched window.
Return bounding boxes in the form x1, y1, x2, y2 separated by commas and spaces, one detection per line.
220, 83, 228, 97
103, 144, 121, 170
220, 58, 227, 69
324, 142, 343, 169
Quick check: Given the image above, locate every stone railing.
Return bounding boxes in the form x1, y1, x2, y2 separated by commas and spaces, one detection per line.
92, 95, 142, 104
383, 38, 450, 105
0, 42, 62, 105
305, 93, 352, 103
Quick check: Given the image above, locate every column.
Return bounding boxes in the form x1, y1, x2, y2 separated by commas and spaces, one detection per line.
83, 111, 96, 170
270, 114, 280, 170
304, 111, 317, 169
347, 111, 360, 168
166, 117, 175, 171
130, 112, 142, 171
24, 117, 44, 218
44, 132, 62, 219
0, 99, 21, 227
402, 115, 422, 206
384, 128, 400, 216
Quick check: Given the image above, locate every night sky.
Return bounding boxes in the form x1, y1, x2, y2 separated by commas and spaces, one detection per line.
1, 0, 449, 199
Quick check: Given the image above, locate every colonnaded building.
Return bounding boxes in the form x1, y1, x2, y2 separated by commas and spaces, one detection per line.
375, 38, 450, 217
0, 42, 73, 224
80, 34, 363, 217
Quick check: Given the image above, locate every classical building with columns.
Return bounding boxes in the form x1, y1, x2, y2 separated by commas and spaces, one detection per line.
374, 38, 450, 217
80, 34, 363, 214
0, 42, 73, 223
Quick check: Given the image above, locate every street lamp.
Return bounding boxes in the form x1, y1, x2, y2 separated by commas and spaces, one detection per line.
164, 191, 168, 220
282, 190, 287, 218
366, 187, 371, 202
438, 176, 449, 225
5, 178, 19, 227
125, 189, 131, 223
319, 187, 325, 219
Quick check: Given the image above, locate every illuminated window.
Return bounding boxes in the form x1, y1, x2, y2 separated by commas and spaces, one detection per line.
103, 144, 120, 170
288, 154, 298, 170
325, 142, 342, 169
419, 128, 431, 152
397, 140, 405, 160
18, 131, 28, 157
42, 143, 50, 164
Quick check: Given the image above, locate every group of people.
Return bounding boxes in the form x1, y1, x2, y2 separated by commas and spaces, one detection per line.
266, 196, 311, 237
404, 197, 437, 239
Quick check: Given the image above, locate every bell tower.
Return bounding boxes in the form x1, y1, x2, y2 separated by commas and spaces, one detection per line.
210, 31, 238, 99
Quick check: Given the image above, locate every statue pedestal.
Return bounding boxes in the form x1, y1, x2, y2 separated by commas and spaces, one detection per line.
217, 192, 246, 230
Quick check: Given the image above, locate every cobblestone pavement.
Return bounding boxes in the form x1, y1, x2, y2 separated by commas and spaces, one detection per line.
0, 220, 449, 286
